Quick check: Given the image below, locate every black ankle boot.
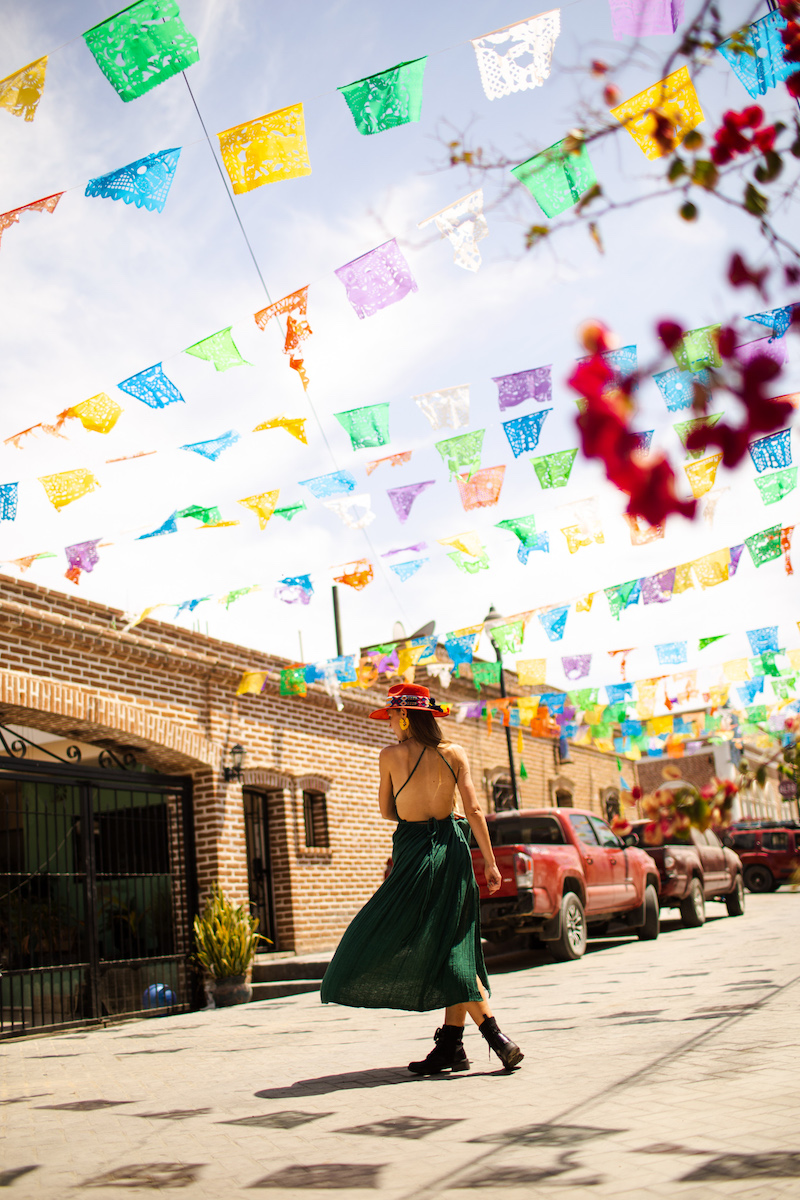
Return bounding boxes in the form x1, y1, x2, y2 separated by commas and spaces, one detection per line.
408, 1025, 470, 1075
479, 1016, 523, 1070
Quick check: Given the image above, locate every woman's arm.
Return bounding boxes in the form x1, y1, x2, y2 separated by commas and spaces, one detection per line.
452, 745, 502, 895
378, 747, 397, 822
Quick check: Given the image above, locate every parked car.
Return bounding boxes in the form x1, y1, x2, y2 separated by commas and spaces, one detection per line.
627, 822, 745, 926
469, 807, 661, 962
728, 826, 800, 892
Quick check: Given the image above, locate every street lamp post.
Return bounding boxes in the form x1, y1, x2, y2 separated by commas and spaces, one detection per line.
484, 605, 519, 811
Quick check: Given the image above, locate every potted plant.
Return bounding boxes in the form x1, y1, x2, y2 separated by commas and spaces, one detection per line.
192, 883, 268, 1007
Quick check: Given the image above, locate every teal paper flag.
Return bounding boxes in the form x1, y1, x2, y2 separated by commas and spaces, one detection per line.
339, 58, 427, 135
511, 138, 597, 218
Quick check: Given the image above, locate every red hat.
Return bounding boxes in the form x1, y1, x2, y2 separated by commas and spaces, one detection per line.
369, 682, 449, 720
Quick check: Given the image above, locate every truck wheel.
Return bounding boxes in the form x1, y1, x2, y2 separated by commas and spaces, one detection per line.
679, 878, 706, 928
744, 865, 774, 893
770, 878, 782, 892
549, 893, 587, 961
725, 875, 745, 916
636, 885, 660, 941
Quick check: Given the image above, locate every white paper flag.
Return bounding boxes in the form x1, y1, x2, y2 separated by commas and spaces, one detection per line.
419, 189, 488, 272
471, 10, 561, 100
414, 385, 470, 430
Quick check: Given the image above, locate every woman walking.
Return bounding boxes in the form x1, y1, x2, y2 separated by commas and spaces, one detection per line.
320, 682, 523, 1074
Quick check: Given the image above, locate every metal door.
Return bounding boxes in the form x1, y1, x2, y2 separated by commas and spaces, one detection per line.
0, 745, 196, 1039
243, 790, 276, 948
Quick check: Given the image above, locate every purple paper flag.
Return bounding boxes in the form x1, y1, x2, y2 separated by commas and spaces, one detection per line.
633, 430, 654, 454
562, 654, 592, 680
492, 366, 552, 411
65, 539, 101, 573
641, 567, 676, 604
382, 543, 427, 557
335, 238, 418, 319
275, 574, 314, 605
729, 544, 744, 576
608, 0, 684, 39
736, 336, 787, 368
387, 480, 435, 523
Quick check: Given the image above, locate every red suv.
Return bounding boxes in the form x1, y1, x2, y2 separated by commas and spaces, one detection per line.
728, 826, 800, 892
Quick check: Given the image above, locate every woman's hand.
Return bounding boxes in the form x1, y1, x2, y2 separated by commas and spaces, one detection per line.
484, 860, 502, 895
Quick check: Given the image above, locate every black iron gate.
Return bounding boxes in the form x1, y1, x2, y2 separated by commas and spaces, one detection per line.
0, 743, 196, 1039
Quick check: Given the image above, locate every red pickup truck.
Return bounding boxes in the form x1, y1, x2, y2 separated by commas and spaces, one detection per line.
628, 821, 745, 925
471, 807, 661, 961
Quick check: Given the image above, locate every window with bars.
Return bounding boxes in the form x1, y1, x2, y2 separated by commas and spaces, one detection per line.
303, 791, 329, 848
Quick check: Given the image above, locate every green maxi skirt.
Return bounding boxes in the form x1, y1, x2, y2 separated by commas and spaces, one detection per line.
320, 814, 490, 1012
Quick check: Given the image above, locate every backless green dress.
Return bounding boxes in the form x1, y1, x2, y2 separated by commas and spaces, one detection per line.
320, 747, 490, 1012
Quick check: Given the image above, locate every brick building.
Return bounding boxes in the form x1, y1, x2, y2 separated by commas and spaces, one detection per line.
0, 571, 627, 1035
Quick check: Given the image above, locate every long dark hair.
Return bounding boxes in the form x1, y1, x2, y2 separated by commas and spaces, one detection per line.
406, 709, 443, 748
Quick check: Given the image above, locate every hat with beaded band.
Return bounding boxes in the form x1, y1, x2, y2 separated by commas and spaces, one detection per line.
369, 682, 449, 720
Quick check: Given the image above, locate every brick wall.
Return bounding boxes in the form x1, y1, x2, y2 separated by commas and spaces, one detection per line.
0, 572, 631, 953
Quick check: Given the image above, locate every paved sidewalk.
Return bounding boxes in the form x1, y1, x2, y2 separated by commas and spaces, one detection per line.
2, 892, 799, 1198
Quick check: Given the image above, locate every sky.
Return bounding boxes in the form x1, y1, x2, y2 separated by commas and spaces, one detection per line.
0, 0, 798, 697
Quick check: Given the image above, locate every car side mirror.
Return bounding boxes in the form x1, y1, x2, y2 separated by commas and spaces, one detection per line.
622, 833, 638, 848
721, 834, 734, 849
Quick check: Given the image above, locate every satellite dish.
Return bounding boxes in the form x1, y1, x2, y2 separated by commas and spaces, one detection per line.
392, 621, 406, 641
409, 620, 436, 640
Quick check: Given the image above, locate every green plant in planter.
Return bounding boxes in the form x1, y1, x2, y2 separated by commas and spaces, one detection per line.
192, 883, 268, 979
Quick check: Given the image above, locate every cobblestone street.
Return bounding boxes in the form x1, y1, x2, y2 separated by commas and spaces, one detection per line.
2, 892, 798, 1199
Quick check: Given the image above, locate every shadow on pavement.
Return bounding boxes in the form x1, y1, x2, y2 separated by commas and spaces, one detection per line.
254, 1065, 504, 1098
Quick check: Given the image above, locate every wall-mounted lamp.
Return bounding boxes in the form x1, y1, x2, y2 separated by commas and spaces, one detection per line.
223, 743, 245, 782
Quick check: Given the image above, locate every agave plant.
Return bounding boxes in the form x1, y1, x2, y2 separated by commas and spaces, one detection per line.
192, 883, 268, 979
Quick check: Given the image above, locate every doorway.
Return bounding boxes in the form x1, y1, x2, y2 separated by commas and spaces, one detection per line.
243, 790, 276, 948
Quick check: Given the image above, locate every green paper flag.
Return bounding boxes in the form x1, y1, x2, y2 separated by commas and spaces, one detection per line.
222, 587, 255, 609
491, 620, 525, 656
520, 761, 528, 780
569, 688, 599, 708
531, 448, 578, 489
672, 324, 722, 373
605, 579, 639, 620
448, 548, 490, 574
280, 666, 307, 696
335, 403, 391, 450
774, 675, 797, 699
755, 467, 798, 506
274, 501, 306, 521
436, 430, 484, 480
699, 635, 727, 650
176, 504, 221, 525
745, 705, 767, 724
339, 57, 427, 135
673, 413, 723, 460
83, 0, 199, 103
750, 652, 782, 677
496, 514, 538, 545
184, 327, 251, 371
745, 524, 782, 567
472, 661, 502, 691
511, 137, 597, 218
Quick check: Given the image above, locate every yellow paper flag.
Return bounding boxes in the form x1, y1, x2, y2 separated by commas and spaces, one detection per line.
39, 468, 99, 510
649, 714, 674, 736
787, 649, 800, 673
438, 531, 483, 557
253, 415, 307, 444
0, 56, 47, 122
397, 642, 431, 678
693, 547, 730, 589
560, 524, 603, 553
68, 393, 122, 434
684, 453, 723, 499
238, 489, 280, 529
517, 696, 540, 722
723, 659, 750, 682
218, 102, 311, 194
636, 678, 659, 719
709, 684, 729, 708
576, 592, 596, 613
237, 671, 268, 695
673, 562, 694, 594
610, 66, 704, 160
517, 659, 546, 686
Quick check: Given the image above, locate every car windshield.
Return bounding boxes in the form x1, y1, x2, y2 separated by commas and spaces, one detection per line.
473, 818, 566, 848
630, 824, 692, 848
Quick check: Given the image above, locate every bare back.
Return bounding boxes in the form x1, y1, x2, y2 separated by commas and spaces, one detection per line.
386, 740, 460, 822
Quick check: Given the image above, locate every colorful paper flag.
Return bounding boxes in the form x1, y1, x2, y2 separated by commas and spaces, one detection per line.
254, 286, 312, 390
642, 567, 676, 604
674, 413, 722, 460
749, 430, 792, 473
610, 66, 704, 160
280, 666, 307, 697
685, 453, 723, 498
335, 403, 391, 450
333, 559, 374, 590
65, 393, 122, 434
253, 415, 307, 444
672, 324, 721, 372
490, 620, 525, 656
238, 490, 280, 529
86, 148, 181, 212
456, 466, 505, 511
64, 538, 101, 584
517, 658, 546, 685
0, 192, 62, 249
335, 239, 417, 319
747, 626, 779, 656
300, 471, 356, 499
656, 641, 687, 666
184, 327, 250, 371
218, 102, 311, 193
118, 363, 183, 409
745, 304, 797, 341
626, 514, 665, 545
512, 137, 597, 217
0, 482, 19, 520
366, 450, 412, 475
472, 661, 502, 691
605, 579, 641, 619
652, 365, 711, 412
562, 654, 592, 680
39, 468, 99, 511
693, 547, 730, 588
438, 531, 484, 557
531, 448, 577, 489
275, 574, 314, 605
502, 409, 551, 457
444, 628, 482, 668
492, 365, 552, 411
83, 0, 198, 101
435, 430, 484, 480
471, 11, 561, 99
0, 56, 48, 121
448, 549, 490, 574
718, 8, 793, 98
608, 0, 684, 37
274, 501, 306, 521
539, 606, 569, 642
390, 558, 428, 582
339, 58, 427, 134
387, 481, 435, 523
176, 504, 221, 525
699, 635, 726, 651
237, 671, 268, 695
181, 431, 240, 460
414, 385, 470, 430
322, 494, 375, 529
745, 524, 783, 567
138, 512, 177, 539
418, 189, 488, 272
